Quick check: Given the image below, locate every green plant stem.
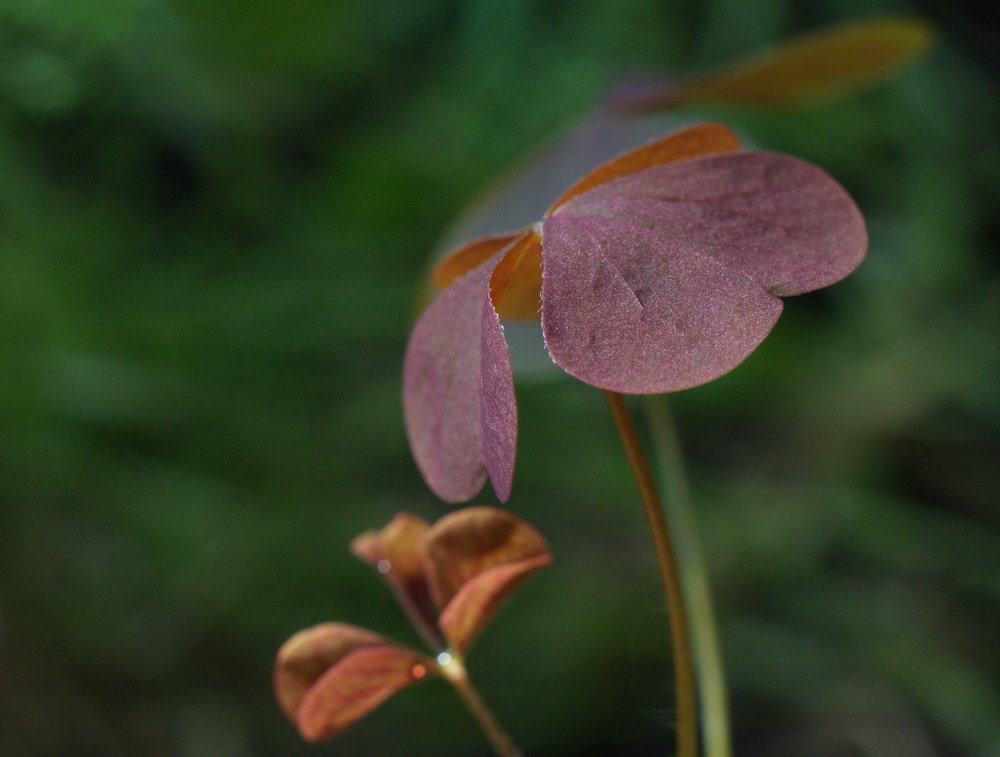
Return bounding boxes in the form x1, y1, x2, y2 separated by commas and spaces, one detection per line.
440, 652, 523, 757
644, 395, 732, 757
604, 391, 698, 757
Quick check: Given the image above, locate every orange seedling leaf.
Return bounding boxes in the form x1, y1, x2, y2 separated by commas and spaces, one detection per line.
548, 122, 741, 213
275, 506, 558, 745
439, 553, 553, 652
295, 645, 433, 742
625, 17, 935, 111
273, 622, 393, 723
432, 230, 528, 290
423, 506, 551, 611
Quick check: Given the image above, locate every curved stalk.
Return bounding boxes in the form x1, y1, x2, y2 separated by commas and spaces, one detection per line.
604, 391, 698, 757
644, 395, 732, 757
439, 651, 523, 757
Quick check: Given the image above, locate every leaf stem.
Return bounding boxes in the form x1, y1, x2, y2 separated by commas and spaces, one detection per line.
439, 651, 523, 757
644, 395, 731, 757
604, 391, 698, 757
395, 591, 447, 653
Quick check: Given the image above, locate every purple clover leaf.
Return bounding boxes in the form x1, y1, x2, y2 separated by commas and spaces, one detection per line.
404, 123, 867, 503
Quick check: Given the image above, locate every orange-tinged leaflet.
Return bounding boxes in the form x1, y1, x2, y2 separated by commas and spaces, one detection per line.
490, 232, 542, 321
433, 230, 543, 321
432, 230, 525, 290
626, 17, 935, 111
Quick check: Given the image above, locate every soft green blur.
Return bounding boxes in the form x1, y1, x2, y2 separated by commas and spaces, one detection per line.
0, 1, 996, 756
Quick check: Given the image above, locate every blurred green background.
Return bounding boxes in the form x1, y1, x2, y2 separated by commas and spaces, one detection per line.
1, 1, 997, 755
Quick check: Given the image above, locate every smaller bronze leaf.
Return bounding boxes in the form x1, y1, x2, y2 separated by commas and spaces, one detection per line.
424, 506, 551, 611
547, 123, 740, 213
295, 645, 433, 742
274, 623, 390, 723
439, 554, 552, 652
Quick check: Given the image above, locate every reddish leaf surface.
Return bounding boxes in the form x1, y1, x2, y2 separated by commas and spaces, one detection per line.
479, 285, 517, 502
548, 122, 740, 213
557, 152, 867, 297
295, 645, 432, 742
540, 215, 783, 393
539, 152, 864, 393
350, 513, 438, 639
423, 507, 550, 609
439, 554, 552, 652
404, 253, 517, 503
274, 623, 392, 723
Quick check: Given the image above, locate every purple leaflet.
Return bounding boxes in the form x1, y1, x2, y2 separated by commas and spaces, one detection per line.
556, 152, 867, 297
539, 151, 865, 393
540, 215, 783, 394
479, 285, 516, 501
404, 253, 517, 503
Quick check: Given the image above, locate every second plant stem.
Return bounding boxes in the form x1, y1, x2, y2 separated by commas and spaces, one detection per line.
645, 394, 731, 757
605, 390, 698, 757
440, 651, 523, 757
